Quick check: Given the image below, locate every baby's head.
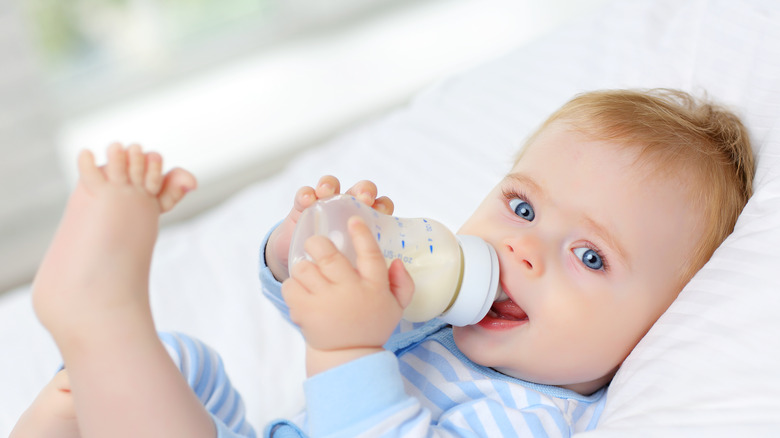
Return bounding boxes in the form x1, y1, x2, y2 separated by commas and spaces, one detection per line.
454, 89, 755, 395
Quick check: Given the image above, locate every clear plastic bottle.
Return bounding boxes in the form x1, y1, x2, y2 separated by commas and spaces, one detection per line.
288, 195, 500, 326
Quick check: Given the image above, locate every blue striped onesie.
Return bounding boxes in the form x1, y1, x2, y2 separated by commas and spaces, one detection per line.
156, 331, 258, 438
165, 230, 608, 437
256, 229, 607, 437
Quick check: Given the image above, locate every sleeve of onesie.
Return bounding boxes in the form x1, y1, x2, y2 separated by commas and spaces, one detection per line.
158, 332, 257, 438
302, 351, 422, 437
259, 222, 294, 323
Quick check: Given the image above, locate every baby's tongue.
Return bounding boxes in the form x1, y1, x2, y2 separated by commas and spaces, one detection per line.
491, 300, 528, 321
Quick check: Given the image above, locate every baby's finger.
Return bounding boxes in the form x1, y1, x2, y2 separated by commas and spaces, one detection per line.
315, 175, 340, 199
347, 180, 378, 206
373, 196, 394, 215
293, 186, 317, 214
349, 216, 389, 283
289, 258, 330, 293
281, 278, 311, 325
388, 259, 415, 309
304, 235, 357, 284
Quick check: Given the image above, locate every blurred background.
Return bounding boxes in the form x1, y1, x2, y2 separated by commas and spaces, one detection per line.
0, 0, 610, 292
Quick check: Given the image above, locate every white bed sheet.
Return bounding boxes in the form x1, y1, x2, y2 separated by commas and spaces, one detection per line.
2, 0, 780, 436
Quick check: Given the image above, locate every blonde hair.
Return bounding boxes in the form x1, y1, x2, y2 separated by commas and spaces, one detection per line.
521, 89, 755, 282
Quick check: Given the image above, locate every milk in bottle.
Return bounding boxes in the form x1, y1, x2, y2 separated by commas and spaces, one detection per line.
288, 195, 499, 326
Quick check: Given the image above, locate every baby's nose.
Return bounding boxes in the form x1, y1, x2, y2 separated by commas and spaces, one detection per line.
505, 235, 544, 277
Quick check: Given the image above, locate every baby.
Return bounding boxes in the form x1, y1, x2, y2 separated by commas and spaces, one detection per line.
12, 89, 754, 437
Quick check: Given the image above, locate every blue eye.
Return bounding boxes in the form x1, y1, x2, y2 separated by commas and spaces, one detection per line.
509, 198, 535, 221
573, 247, 604, 270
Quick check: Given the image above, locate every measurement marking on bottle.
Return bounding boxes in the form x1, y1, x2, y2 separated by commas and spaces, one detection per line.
429, 245, 434, 253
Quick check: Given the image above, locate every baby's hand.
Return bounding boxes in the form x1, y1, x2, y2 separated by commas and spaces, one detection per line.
282, 216, 414, 375
266, 176, 394, 282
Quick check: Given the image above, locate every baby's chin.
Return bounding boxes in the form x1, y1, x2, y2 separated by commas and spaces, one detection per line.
450, 331, 615, 395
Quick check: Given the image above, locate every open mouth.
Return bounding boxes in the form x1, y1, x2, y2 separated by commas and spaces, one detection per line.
484, 286, 528, 322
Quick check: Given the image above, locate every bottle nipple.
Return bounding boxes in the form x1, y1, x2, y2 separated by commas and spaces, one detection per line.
440, 234, 500, 326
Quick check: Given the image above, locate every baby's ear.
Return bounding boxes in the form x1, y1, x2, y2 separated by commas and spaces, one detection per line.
388, 259, 414, 309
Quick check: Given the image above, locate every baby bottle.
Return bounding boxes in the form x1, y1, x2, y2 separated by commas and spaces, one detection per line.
288, 195, 500, 326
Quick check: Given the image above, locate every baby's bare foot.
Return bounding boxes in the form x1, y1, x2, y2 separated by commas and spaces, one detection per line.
32, 143, 196, 346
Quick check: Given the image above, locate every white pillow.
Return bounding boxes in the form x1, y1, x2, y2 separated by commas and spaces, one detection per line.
534, 0, 780, 434
347, 0, 780, 434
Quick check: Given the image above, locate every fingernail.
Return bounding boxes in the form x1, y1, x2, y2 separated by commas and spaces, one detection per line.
348, 216, 365, 227
358, 192, 372, 203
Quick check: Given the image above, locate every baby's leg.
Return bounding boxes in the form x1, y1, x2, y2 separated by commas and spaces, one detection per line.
10, 370, 79, 438
32, 143, 196, 345
30, 144, 216, 438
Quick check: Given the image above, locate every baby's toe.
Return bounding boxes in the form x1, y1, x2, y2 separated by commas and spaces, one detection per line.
77, 149, 105, 190
144, 152, 164, 195
127, 144, 146, 186
105, 143, 128, 184
157, 168, 197, 213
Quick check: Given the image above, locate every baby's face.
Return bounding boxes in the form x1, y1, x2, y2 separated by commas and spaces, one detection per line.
453, 121, 704, 394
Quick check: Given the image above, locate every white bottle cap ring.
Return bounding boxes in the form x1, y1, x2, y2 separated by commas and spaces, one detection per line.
439, 235, 500, 326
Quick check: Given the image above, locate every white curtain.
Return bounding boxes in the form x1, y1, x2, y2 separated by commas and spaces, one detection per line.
0, 0, 65, 291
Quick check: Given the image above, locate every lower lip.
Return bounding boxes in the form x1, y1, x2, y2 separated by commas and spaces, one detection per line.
476, 313, 528, 330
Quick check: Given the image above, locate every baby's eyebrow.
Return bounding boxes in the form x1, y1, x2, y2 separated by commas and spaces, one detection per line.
581, 214, 631, 269
505, 173, 544, 197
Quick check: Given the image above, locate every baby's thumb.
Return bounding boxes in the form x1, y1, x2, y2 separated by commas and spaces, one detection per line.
388, 259, 415, 309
